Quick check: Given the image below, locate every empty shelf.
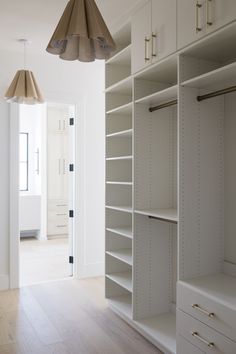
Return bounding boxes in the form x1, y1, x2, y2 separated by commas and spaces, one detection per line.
181, 62, 236, 90
106, 102, 132, 115
106, 181, 133, 185
135, 85, 178, 106
106, 249, 132, 265
106, 44, 131, 66
106, 205, 133, 213
134, 313, 176, 354
106, 155, 133, 161
135, 208, 178, 223
106, 129, 133, 138
106, 76, 132, 94
108, 295, 132, 319
106, 272, 132, 292
106, 226, 133, 239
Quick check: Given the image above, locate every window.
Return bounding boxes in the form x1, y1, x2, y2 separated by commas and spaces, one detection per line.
19, 133, 29, 191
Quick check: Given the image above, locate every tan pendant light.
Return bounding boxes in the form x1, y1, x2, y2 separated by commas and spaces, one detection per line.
46, 0, 116, 62
5, 40, 44, 105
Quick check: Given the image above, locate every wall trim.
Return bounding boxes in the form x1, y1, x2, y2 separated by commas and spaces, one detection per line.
0, 275, 9, 291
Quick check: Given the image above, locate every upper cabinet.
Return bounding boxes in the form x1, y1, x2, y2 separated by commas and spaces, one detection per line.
177, 0, 236, 49
131, 0, 177, 74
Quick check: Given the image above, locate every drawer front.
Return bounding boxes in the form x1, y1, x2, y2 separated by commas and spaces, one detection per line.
177, 334, 205, 354
48, 200, 68, 214
177, 310, 236, 354
47, 219, 68, 235
178, 282, 236, 341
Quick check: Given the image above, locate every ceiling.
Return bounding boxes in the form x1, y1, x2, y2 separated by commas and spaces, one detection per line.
0, 0, 141, 53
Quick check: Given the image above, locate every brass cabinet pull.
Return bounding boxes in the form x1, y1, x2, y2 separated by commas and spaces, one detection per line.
192, 332, 215, 348
196, 1, 202, 32
206, 0, 213, 26
151, 33, 157, 58
145, 37, 150, 62
192, 304, 215, 318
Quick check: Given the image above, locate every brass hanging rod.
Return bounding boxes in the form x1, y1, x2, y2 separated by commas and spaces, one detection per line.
149, 99, 178, 112
197, 85, 236, 101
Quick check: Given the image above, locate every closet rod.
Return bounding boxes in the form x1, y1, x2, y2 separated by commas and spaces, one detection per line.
149, 99, 178, 112
197, 85, 236, 102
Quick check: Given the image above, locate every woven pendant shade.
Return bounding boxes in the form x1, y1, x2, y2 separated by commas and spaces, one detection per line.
46, 0, 116, 62
5, 70, 44, 105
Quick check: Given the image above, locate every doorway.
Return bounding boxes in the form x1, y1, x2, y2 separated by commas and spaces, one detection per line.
17, 102, 76, 286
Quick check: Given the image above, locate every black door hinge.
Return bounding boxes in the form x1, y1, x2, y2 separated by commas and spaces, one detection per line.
69, 210, 74, 218
69, 164, 74, 172
69, 256, 74, 264
70, 117, 74, 126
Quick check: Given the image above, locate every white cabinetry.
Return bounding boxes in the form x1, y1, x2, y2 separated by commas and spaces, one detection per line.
47, 105, 69, 236
131, 0, 176, 74
177, 0, 236, 49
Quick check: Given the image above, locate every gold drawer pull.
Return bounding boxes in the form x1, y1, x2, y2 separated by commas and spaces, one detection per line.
196, 1, 202, 32
192, 304, 215, 318
145, 37, 150, 62
192, 331, 214, 348
151, 33, 157, 58
206, 0, 213, 26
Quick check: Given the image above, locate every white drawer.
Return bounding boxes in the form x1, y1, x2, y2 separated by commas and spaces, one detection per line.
177, 310, 236, 354
177, 334, 205, 354
47, 220, 68, 235
177, 276, 236, 341
48, 200, 68, 213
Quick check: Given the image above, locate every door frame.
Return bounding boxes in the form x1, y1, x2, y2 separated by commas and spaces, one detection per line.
9, 101, 78, 289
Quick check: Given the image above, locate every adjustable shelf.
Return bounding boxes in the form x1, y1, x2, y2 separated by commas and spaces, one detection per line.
106, 181, 133, 186
106, 155, 133, 161
135, 209, 178, 223
106, 226, 133, 239
106, 44, 132, 66
106, 76, 132, 94
135, 85, 178, 107
108, 294, 132, 319
106, 205, 133, 213
106, 129, 133, 138
106, 249, 132, 266
181, 61, 236, 89
106, 271, 132, 292
106, 102, 132, 115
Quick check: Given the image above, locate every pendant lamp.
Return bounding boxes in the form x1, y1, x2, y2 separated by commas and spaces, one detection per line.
5, 39, 44, 105
46, 0, 116, 62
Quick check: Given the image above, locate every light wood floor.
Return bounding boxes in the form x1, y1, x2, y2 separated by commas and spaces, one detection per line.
20, 237, 70, 286
0, 278, 162, 354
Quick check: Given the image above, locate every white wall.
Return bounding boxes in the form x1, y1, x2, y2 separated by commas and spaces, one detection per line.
0, 48, 105, 289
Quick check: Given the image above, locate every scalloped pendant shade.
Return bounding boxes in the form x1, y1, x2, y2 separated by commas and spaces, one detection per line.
5, 70, 44, 105
46, 0, 116, 62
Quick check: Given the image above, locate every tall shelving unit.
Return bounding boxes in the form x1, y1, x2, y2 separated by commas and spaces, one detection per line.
106, 19, 236, 354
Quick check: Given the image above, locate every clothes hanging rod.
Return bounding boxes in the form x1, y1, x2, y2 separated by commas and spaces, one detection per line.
197, 85, 236, 102
149, 99, 178, 112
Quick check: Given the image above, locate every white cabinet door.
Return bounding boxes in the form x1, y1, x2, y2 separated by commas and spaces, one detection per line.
206, 0, 236, 34
151, 0, 177, 62
131, 1, 152, 74
177, 0, 206, 49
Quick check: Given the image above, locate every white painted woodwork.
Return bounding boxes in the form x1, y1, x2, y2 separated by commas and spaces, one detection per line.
177, 334, 205, 354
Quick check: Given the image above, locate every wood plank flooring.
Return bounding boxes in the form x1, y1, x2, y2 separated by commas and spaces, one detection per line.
0, 278, 162, 354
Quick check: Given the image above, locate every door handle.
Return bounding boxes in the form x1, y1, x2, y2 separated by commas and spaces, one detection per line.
145, 37, 150, 62
206, 0, 213, 26
151, 33, 157, 58
196, 1, 202, 33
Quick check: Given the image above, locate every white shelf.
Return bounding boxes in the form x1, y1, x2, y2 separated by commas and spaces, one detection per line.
106, 129, 133, 138
106, 249, 132, 266
106, 76, 132, 94
135, 313, 176, 354
106, 102, 132, 115
108, 295, 132, 319
106, 272, 132, 292
106, 205, 133, 213
106, 226, 133, 239
135, 85, 178, 106
135, 208, 178, 223
106, 155, 133, 161
106, 44, 131, 66
181, 61, 236, 90
106, 181, 133, 186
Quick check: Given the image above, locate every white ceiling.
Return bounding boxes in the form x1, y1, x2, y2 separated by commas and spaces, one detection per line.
0, 0, 141, 53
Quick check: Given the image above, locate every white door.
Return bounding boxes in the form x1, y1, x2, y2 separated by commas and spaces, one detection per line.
151, 0, 177, 62
131, 1, 152, 74
206, 0, 236, 34
177, 0, 206, 49
47, 133, 63, 200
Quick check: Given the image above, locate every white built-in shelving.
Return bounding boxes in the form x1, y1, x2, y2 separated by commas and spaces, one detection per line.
106, 102, 132, 115
106, 205, 132, 213
135, 208, 178, 223
106, 249, 132, 265
106, 226, 133, 239
106, 271, 132, 292
106, 129, 133, 138
106, 156, 133, 161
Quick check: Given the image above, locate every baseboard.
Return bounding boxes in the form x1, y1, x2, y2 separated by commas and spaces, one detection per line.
224, 261, 236, 277
78, 262, 105, 279
0, 275, 9, 291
